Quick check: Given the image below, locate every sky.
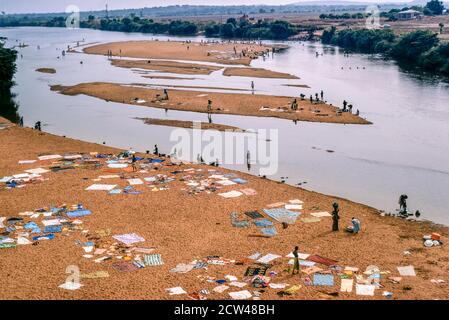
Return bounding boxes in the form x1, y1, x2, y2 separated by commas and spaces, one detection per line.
0, 0, 414, 14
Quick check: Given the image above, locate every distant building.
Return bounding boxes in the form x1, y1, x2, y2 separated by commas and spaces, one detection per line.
395, 9, 423, 21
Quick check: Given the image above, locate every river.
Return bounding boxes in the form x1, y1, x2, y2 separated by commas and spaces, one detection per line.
2, 27, 449, 225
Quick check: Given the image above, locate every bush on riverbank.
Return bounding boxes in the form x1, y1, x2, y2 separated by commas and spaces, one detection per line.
322, 27, 449, 76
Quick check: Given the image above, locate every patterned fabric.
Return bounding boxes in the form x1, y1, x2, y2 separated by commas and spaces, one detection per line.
262, 208, 300, 224
144, 254, 164, 266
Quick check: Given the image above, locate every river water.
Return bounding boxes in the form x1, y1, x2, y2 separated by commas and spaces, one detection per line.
1, 27, 449, 225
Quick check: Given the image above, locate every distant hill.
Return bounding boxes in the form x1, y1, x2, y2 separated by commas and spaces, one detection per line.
0, 2, 415, 19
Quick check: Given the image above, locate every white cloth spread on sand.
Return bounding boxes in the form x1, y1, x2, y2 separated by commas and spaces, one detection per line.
85, 184, 117, 191
229, 290, 252, 300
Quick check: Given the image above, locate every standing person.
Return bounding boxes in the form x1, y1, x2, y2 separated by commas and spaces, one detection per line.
356, 109, 360, 116
154, 144, 159, 156
207, 100, 212, 112
251, 81, 254, 92
292, 246, 300, 275
291, 99, 298, 110
332, 202, 340, 232
19, 116, 24, 127
320, 90, 324, 100
310, 95, 313, 104
342, 100, 348, 112
399, 194, 408, 215
131, 154, 137, 172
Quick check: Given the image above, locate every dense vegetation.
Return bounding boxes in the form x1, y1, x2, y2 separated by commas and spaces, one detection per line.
0, 14, 306, 40
0, 41, 20, 123
0, 4, 405, 20
322, 27, 449, 76
204, 18, 298, 40
319, 13, 366, 20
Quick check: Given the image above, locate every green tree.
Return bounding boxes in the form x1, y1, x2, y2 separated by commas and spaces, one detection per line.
425, 0, 445, 15
0, 42, 20, 123
391, 30, 439, 62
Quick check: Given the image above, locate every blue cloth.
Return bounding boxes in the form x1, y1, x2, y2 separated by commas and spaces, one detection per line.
313, 274, 334, 286
352, 219, 361, 233
150, 159, 164, 163
66, 209, 92, 218
109, 189, 122, 195
260, 227, 277, 237
24, 222, 41, 234
232, 178, 247, 184
44, 225, 62, 233
262, 208, 300, 224
253, 219, 274, 227
32, 234, 55, 241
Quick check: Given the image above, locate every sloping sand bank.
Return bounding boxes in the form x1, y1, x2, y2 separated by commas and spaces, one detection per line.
223, 67, 299, 79
52, 82, 371, 125
111, 59, 221, 75
0, 120, 447, 300
84, 40, 272, 66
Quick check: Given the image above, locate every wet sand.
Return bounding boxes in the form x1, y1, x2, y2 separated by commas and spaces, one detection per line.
136, 118, 245, 132
223, 67, 299, 79
52, 82, 371, 125
0, 119, 448, 300
84, 41, 272, 66
36, 68, 56, 74
111, 59, 221, 75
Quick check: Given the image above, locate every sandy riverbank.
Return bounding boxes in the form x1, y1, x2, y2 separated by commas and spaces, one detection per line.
136, 117, 245, 132
36, 68, 56, 74
84, 41, 273, 66
52, 82, 371, 125
223, 67, 299, 79
111, 59, 221, 75
0, 119, 448, 300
